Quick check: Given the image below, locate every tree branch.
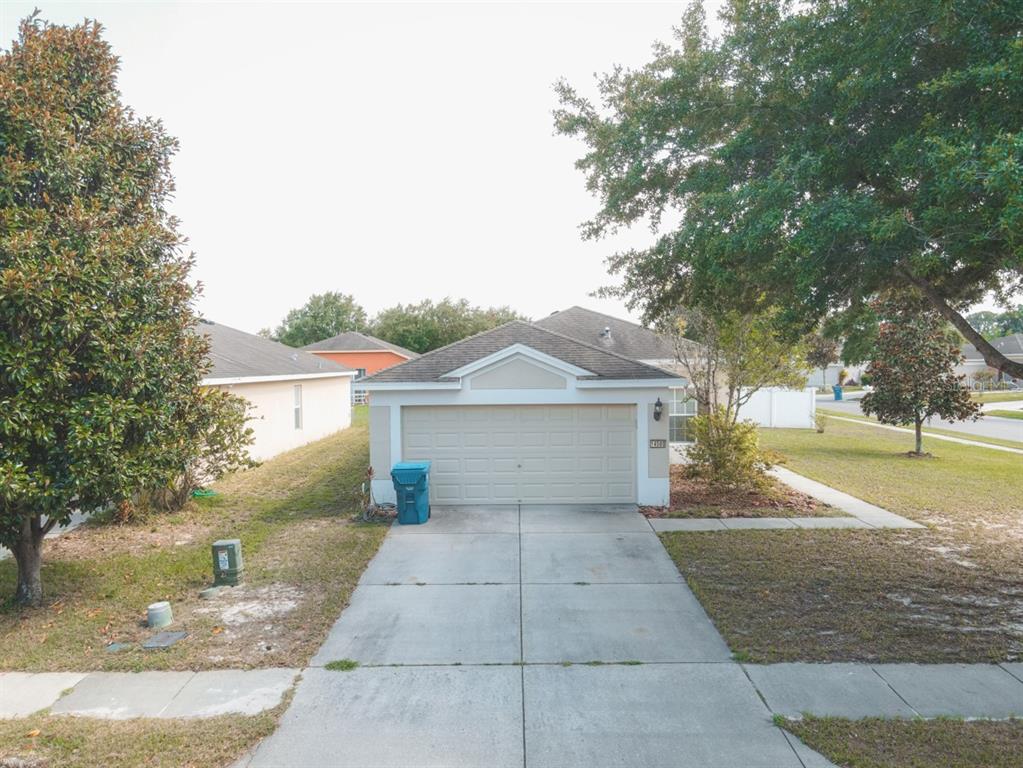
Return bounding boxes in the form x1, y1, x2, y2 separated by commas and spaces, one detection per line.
899, 268, 1023, 379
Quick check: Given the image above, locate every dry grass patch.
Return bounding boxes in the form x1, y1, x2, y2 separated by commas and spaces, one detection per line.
661, 419, 1023, 663
0, 408, 388, 671
784, 716, 1023, 768
0, 708, 280, 768
645, 465, 839, 518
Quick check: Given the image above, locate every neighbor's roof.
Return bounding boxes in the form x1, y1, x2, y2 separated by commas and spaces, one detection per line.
199, 320, 354, 381
961, 333, 1023, 361
302, 331, 419, 358
535, 306, 677, 361
364, 320, 679, 383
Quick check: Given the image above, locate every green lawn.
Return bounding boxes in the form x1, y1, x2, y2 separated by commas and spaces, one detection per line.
0, 407, 387, 672
988, 409, 1023, 420
785, 716, 1023, 768
972, 391, 1023, 404
660, 418, 1023, 663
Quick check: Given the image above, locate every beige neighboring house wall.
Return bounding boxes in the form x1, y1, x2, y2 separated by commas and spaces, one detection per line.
208, 375, 353, 461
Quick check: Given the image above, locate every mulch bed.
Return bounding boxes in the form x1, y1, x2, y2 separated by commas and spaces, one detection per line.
641, 465, 837, 518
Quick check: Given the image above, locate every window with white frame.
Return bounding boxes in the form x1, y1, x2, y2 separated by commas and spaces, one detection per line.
668, 387, 697, 443
293, 384, 303, 429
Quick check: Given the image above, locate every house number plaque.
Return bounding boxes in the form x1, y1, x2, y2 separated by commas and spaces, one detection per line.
648, 439, 667, 448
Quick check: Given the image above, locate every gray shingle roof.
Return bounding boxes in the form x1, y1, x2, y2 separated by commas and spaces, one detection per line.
302, 331, 419, 358
199, 320, 353, 380
961, 333, 1023, 361
534, 306, 676, 361
365, 320, 679, 383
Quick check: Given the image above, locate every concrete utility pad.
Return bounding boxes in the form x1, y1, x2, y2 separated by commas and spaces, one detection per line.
0, 672, 87, 717
522, 584, 731, 663
388, 505, 519, 534
161, 668, 296, 718
744, 663, 917, 719
360, 533, 519, 585
520, 505, 650, 533
51, 671, 194, 719
521, 532, 682, 584
874, 664, 1023, 718
248, 667, 523, 768
523, 664, 803, 768
311, 584, 520, 666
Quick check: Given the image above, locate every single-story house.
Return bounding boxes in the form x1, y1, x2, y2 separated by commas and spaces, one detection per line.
362, 320, 681, 507
200, 320, 357, 460
957, 333, 1023, 387
302, 331, 419, 379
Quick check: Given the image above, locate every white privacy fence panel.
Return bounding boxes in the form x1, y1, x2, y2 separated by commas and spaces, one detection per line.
740, 387, 816, 429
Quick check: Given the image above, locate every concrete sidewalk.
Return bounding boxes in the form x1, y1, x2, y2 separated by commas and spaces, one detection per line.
746, 662, 1023, 720
0, 668, 296, 719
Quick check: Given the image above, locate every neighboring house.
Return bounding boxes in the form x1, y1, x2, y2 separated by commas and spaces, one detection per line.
958, 333, 1023, 387
806, 361, 866, 388
362, 321, 681, 507
302, 331, 419, 379
200, 320, 357, 460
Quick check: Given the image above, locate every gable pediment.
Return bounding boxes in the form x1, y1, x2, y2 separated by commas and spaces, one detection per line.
468, 355, 569, 390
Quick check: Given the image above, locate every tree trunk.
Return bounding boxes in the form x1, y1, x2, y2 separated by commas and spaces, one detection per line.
914, 417, 923, 455
900, 269, 1023, 379
12, 516, 47, 607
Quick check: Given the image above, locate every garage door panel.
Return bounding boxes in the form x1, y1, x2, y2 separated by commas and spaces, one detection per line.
402, 405, 636, 504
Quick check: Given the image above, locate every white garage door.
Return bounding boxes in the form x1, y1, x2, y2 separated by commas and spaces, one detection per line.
401, 405, 636, 504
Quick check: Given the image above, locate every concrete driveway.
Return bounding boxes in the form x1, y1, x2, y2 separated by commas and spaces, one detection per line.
247, 506, 832, 768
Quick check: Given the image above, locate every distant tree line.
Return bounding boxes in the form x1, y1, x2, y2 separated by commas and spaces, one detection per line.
262, 294, 527, 353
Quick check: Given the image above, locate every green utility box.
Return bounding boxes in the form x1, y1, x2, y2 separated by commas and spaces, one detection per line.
212, 539, 244, 586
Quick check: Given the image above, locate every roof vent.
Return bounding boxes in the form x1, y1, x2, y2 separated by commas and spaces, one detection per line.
600, 326, 612, 338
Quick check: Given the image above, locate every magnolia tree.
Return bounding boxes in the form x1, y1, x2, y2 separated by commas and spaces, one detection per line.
861, 296, 980, 455
0, 15, 239, 605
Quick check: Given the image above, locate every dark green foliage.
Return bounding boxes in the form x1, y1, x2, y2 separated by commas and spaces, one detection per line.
0, 15, 212, 604
556, 0, 1023, 376
371, 298, 526, 353
266, 292, 367, 347
137, 387, 255, 515
861, 295, 980, 453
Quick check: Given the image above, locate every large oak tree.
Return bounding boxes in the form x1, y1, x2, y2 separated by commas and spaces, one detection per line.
556, 0, 1023, 376
1, 15, 209, 605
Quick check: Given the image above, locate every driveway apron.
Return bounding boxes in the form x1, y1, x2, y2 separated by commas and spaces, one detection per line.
247, 505, 833, 768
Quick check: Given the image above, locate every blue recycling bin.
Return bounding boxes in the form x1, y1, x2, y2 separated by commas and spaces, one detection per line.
832, 385, 843, 401
391, 461, 431, 525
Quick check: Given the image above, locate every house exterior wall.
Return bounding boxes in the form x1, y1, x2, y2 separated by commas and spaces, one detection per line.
367, 381, 672, 507
210, 375, 352, 461
308, 349, 408, 375
956, 355, 1023, 386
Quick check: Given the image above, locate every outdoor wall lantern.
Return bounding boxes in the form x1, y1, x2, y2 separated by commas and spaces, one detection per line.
653, 397, 664, 421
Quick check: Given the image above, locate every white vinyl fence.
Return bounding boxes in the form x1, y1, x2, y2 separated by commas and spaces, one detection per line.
739, 387, 817, 429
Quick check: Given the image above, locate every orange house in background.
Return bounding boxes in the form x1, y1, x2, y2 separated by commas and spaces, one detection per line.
302, 331, 418, 379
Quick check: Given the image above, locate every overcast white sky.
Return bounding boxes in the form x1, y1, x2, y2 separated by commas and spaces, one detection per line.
2, 1, 720, 334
